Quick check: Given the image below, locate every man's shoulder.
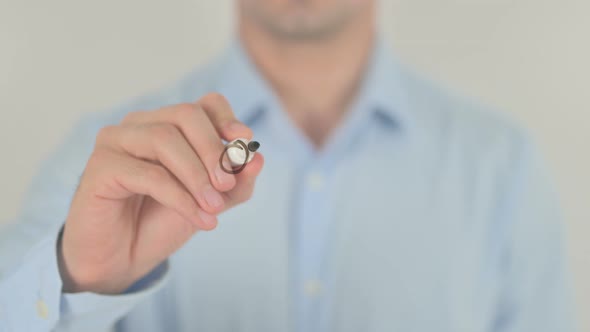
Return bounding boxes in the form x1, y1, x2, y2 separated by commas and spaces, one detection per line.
397, 66, 533, 159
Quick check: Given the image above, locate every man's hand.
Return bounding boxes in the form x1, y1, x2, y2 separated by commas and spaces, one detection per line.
58, 93, 264, 294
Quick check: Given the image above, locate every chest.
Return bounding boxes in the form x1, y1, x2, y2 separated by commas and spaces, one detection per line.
159, 143, 504, 332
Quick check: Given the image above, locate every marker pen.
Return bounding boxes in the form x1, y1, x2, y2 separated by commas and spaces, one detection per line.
219, 138, 260, 174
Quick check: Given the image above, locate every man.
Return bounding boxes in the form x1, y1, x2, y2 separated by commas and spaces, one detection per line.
0, 0, 575, 331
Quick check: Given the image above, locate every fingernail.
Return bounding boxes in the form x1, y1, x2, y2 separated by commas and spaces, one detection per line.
203, 185, 224, 209
197, 209, 217, 229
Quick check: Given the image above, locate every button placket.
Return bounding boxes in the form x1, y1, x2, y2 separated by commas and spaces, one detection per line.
297, 163, 332, 332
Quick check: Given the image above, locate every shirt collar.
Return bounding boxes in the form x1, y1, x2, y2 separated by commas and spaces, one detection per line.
212, 38, 276, 126
354, 36, 412, 131
212, 35, 412, 131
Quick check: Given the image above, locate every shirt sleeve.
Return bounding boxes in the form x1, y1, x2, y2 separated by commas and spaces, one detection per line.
492, 133, 577, 332
0, 112, 170, 332
0, 230, 169, 332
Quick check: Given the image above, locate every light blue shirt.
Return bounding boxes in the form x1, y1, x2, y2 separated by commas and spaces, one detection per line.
0, 38, 575, 332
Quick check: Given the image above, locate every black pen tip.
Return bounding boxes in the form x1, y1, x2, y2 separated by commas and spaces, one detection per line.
248, 141, 260, 152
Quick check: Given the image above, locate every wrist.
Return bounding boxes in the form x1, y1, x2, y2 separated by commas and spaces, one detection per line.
56, 225, 82, 293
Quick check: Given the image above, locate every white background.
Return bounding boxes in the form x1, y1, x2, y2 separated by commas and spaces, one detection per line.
1, 0, 588, 329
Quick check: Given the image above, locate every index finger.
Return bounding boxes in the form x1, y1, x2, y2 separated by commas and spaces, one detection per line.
196, 93, 253, 141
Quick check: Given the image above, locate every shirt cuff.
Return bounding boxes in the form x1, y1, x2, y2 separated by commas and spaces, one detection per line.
0, 231, 64, 331
59, 260, 169, 331
0, 229, 170, 332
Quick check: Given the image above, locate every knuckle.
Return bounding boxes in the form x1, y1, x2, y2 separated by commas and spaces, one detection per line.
173, 103, 197, 119
122, 110, 146, 124
150, 123, 179, 143
85, 149, 117, 182
95, 125, 116, 144
142, 165, 167, 183
202, 92, 230, 108
88, 147, 113, 166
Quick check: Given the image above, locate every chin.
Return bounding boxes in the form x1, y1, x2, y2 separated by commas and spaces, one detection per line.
241, 0, 370, 40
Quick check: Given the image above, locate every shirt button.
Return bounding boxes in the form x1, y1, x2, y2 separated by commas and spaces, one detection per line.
306, 172, 324, 191
304, 280, 323, 298
36, 299, 49, 319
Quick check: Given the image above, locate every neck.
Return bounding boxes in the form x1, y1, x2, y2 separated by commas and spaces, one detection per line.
238, 7, 376, 148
